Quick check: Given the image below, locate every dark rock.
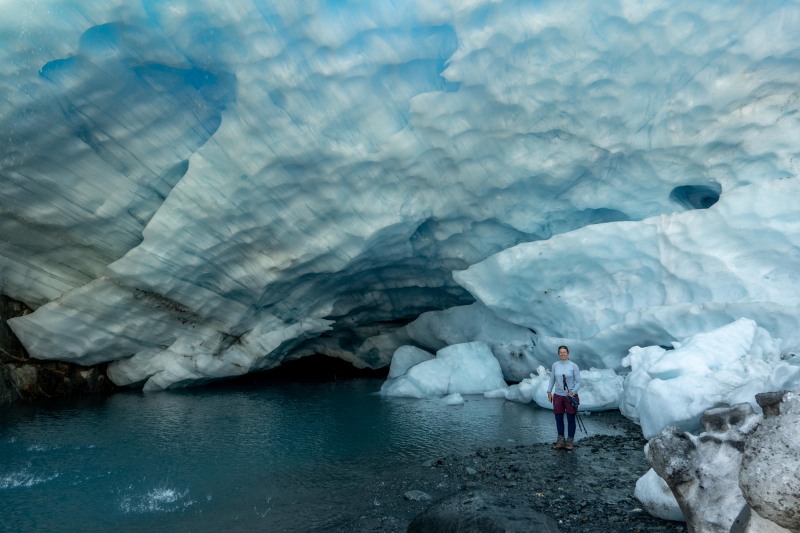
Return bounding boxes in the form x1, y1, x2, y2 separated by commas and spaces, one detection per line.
407, 490, 561, 533
700, 403, 757, 434
754, 390, 788, 417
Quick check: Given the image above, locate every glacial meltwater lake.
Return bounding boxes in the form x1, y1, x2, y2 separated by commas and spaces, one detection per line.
0, 377, 633, 532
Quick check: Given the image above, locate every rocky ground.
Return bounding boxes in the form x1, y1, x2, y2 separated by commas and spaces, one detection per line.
321, 415, 688, 533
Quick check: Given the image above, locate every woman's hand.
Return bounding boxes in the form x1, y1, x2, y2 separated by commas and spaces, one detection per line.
547, 392, 553, 403
567, 391, 574, 397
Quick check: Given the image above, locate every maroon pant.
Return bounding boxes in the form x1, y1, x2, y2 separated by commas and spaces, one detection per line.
553, 394, 578, 415
553, 394, 578, 438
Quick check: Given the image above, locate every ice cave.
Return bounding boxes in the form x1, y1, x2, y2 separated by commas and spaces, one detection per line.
3, 1, 800, 531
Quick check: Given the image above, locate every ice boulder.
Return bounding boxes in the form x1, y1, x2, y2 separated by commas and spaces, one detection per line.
620, 318, 800, 439
634, 468, 685, 523
442, 393, 465, 406
380, 342, 506, 399
387, 346, 435, 379
619, 345, 668, 424
739, 391, 800, 532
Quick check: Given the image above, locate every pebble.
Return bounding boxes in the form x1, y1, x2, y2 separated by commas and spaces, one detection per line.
403, 490, 431, 502
325, 415, 689, 533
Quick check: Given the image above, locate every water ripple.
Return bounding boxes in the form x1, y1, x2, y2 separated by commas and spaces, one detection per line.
0, 467, 60, 489
118, 485, 196, 514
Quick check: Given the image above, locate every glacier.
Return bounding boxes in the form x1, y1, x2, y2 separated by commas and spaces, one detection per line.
2, 0, 800, 398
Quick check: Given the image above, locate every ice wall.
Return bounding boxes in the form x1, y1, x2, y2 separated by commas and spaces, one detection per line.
455, 178, 800, 370
1, 1, 799, 389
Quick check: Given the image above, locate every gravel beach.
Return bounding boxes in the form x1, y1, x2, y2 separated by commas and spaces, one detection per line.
321, 412, 688, 533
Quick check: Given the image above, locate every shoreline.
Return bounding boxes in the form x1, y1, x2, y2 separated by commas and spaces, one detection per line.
323, 412, 687, 532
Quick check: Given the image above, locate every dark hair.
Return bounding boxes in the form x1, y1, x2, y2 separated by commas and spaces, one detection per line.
557, 345, 569, 354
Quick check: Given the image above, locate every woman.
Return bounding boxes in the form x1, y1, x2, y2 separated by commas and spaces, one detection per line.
546, 345, 582, 450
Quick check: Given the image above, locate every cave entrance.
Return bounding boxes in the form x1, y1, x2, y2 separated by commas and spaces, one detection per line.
219, 354, 388, 387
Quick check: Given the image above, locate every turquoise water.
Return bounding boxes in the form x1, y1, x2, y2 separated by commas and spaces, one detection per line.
0, 378, 631, 532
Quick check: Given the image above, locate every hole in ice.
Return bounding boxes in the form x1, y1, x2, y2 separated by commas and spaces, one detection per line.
669, 183, 721, 210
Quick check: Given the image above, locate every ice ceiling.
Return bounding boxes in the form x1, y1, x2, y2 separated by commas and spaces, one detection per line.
2, 1, 799, 389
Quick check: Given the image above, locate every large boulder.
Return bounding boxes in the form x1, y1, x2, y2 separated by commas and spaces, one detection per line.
646, 403, 760, 532
646, 392, 800, 533
738, 391, 800, 533
407, 490, 561, 533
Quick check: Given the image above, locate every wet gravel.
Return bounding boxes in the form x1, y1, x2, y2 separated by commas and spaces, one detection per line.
320, 414, 688, 532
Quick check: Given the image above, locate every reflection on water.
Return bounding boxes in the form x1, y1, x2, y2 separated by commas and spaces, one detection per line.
0, 378, 633, 531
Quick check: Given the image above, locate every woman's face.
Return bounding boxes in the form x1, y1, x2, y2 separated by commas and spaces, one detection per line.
558, 347, 569, 360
